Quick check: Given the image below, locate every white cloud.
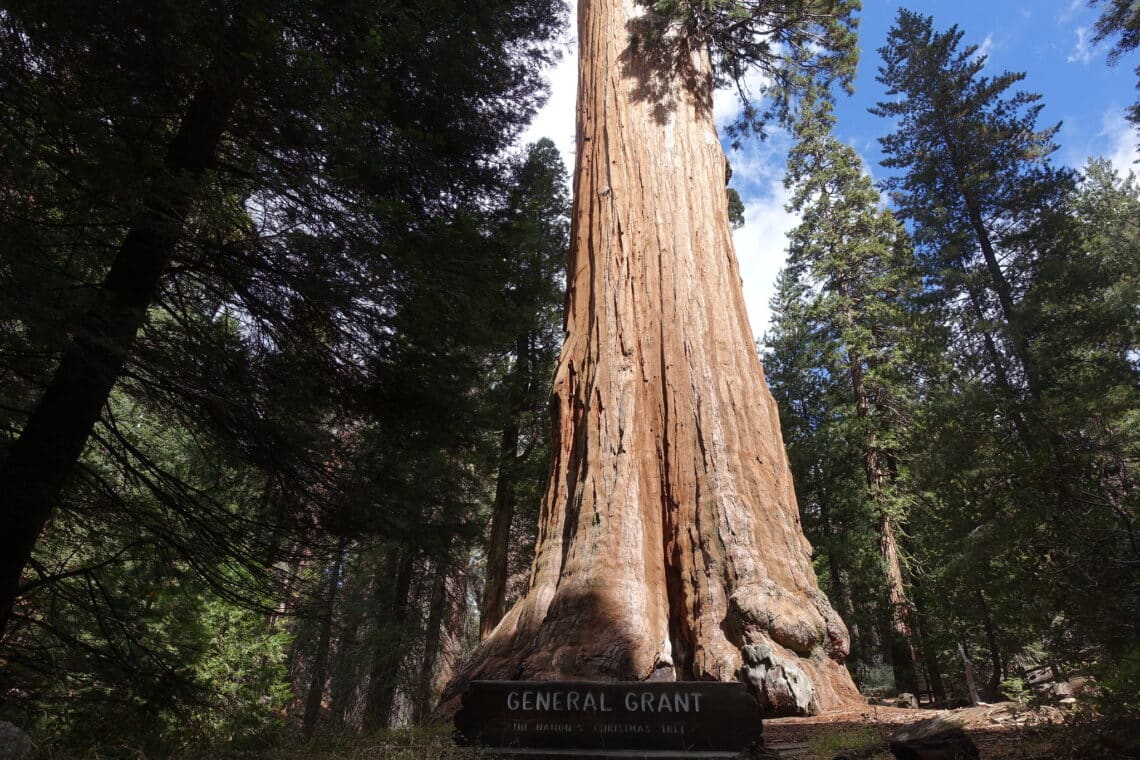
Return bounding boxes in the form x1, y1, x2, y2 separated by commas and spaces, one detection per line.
1063, 106, 1140, 173
713, 68, 771, 128
976, 34, 996, 61
1067, 27, 1097, 64
722, 130, 798, 342
732, 177, 799, 345
1059, 0, 1085, 23
1099, 109, 1140, 173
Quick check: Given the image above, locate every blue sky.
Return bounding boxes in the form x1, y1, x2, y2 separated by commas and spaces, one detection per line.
520, 0, 1139, 339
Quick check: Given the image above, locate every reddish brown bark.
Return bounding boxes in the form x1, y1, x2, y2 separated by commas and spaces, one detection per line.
444, 0, 859, 713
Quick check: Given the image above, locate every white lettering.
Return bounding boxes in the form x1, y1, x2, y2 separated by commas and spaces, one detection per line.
601, 692, 613, 712
522, 691, 534, 711
625, 692, 639, 711
536, 691, 551, 711
657, 693, 673, 712
507, 691, 520, 710
553, 691, 564, 711
692, 693, 702, 712
641, 692, 655, 712
582, 692, 597, 711
675, 693, 690, 712
567, 691, 581, 711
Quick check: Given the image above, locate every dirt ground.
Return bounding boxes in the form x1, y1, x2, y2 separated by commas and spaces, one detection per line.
764, 703, 1066, 759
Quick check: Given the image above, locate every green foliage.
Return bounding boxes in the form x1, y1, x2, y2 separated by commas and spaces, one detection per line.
1095, 646, 1140, 725
726, 187, 746, 229
765, 8, 1140, 713
1, 396, 291, 755
631, 0, 860, 143
189, 598, 292, 746
0, 0, 571, 750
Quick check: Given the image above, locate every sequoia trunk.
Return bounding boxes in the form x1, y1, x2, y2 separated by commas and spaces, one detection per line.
444, 0, 859, 712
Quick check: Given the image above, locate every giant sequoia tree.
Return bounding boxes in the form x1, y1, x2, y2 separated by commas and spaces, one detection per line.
446, 0, 862, 714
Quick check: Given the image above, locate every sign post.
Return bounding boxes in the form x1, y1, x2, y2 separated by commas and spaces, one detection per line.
454, 681, 769, 758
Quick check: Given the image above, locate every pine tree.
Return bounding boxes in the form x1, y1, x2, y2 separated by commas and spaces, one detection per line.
872, 9, 1076, 403
872, 10, 1139, 700
480, 139, 570, 639
782, 86, 925, 694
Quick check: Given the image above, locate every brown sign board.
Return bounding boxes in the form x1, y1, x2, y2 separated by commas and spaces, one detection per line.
454, 680, 765, 756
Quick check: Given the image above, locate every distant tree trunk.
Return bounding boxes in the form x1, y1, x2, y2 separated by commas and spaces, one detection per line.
303, 543, 348, 738
911, 585, 947, 703
957, 642, 981, 706
482, 335, 534, 638
962, 285, 1031, 443
328, 551, 366, 729
977, 590, 1004, 700
878, 513, 918, 693
818, 487, 859, 656
414, 558, 450, 722
480, 422, 520, 638
327, 615, 361, 729
0, 38, 250, 637
363, 547, 415, 731
839, 279, 919, 694
443, 0, 858, 714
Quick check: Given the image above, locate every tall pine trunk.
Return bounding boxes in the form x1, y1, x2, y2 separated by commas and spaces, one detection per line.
936, 123, 1042, 396
363, 547, 415, 730
0, 32, 250, 636
302, 543, 348, 738
414, 558, 450, 722
838, 278, 919, 694
480, 421, 520, 638
445, 0, 858, 714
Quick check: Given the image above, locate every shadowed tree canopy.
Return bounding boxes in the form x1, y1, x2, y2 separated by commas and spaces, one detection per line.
0, 0, 565, 634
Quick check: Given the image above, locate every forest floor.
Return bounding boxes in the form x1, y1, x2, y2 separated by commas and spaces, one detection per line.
249, 703, 1074, 760
764, 702, 1067, 759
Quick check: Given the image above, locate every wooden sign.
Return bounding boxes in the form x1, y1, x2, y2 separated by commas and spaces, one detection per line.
454, 680, 765, 756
